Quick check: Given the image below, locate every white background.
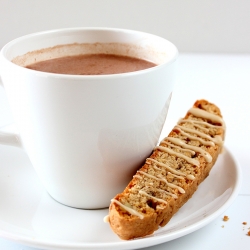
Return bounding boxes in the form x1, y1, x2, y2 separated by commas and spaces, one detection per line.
0, 0, 250, 53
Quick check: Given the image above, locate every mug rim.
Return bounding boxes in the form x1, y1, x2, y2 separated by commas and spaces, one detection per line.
0, 27, 178, 79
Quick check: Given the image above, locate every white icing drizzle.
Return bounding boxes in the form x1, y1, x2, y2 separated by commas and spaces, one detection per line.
167, 171, 185, 180
111, 199, 144, 219
139, 190, 168, 205
147, 158, 195, 180
133, 174, 143, 179
153, 165, 162, 171
162, 140, 195, 155
157, 174, 185, 193
186, 174, 195, 181
137, 170, 160, 182
132, 174, 177, 200
179, 119, 223, 129
156, 188, 178, 199
156, 146, 200, 167
174, 127, 215, 146
163, 137, 212, 163
137, 170, 185, 194
176, 125, 223, 146
178, 119, 209, 132
103, 215, 110, 223
188, 108, 224, 126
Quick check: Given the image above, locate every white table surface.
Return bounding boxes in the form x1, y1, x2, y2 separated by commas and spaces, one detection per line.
0, 53, 249, 249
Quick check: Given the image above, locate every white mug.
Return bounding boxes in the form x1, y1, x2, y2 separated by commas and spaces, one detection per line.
0, 27, 178, 209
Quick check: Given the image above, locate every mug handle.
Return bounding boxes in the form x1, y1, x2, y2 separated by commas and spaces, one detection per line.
0, 76, 22, 147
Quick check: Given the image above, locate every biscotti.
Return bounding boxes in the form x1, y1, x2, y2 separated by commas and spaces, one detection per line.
106, 99, 225, 240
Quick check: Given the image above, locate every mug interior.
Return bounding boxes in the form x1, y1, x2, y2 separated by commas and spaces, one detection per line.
3, 28, 178, 69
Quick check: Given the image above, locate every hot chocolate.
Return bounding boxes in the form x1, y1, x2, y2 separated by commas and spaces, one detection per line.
26, 53, 157, 75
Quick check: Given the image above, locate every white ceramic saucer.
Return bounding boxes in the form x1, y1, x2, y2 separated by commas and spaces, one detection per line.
0, 145, 241, 250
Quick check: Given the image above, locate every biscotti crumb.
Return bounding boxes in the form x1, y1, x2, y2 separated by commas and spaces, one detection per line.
247, 231, 250, 236
223, 215, 229, 221
243, 222, 247, 225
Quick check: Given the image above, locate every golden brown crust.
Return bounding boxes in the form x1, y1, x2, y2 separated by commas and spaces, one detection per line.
108, 99, 225, 240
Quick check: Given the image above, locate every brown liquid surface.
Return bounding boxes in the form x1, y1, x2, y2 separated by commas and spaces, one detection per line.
26, 54, 157, 75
